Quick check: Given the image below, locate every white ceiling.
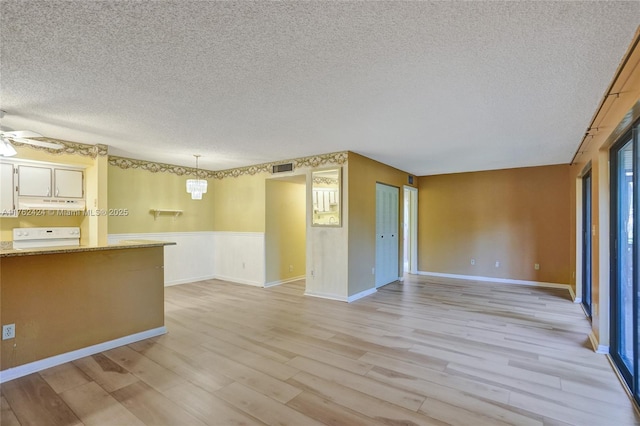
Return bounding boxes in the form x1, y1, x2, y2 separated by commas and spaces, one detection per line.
1, 1, 638, 175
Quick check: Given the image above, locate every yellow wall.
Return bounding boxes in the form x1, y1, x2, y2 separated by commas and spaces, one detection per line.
211, 173, 266, 232
108, 165, 215, 233
265, 179, 306, 284
418, 165, 571, 284
0, 146, 99, 242
347, 152, 416, 295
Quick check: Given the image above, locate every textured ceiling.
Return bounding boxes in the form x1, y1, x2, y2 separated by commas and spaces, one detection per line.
1, 1, 638, 175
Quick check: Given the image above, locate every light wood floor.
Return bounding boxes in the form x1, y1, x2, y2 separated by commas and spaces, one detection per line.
2, 275, 639, 426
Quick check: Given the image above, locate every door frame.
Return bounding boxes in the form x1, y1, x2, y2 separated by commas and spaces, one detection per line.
581, 167, 593, 318
609, 124, 639, 403
375, 182, 400, 288
403, 185, 418, 275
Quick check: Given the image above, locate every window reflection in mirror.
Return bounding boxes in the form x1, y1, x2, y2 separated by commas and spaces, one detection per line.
312, 168, 341, 226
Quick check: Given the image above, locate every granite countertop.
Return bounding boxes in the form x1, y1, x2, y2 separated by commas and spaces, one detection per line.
0, 240, 176, 258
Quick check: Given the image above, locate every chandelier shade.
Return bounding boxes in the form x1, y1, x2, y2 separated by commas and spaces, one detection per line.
186, 178, 208, 200
186, 154, 207, 200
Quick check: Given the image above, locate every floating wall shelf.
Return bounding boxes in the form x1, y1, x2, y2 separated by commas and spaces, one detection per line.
150, 209, 183, 220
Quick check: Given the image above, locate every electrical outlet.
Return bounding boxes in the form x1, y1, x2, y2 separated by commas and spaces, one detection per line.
495, 261, 500, 268
372, 267, 375, 275
289, 265, 294, 272
2, 324, 15, 340
242, 262, 246, 269
535, 263, 540, 270
470, 258, 475, 265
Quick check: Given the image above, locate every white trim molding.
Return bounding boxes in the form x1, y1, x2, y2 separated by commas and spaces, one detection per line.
347, 287, 377, 303
304, 290, 348, 302
417, 271, 571, 291
265, 276, 306, 288
589, 331, 610, 354
305, 287, 377, 303
0, 327, 167, 384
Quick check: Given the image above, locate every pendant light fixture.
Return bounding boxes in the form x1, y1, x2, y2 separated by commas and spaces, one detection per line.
186, 154, 208, 200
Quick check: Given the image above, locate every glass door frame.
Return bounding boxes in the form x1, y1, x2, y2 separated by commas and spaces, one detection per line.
610, 122, 640, 406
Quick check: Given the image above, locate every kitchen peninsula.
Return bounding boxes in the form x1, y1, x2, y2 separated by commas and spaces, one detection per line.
0, 240, 175, 381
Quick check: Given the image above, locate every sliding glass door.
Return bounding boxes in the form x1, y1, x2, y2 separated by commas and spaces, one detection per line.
611, 122, 639, 406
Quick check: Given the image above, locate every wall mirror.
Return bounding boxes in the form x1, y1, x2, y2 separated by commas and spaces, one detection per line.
311, 168, 341, 227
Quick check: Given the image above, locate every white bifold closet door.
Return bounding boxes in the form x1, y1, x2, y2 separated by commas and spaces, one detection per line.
375, 183, 399, 288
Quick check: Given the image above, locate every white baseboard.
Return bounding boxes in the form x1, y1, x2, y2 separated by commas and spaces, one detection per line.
264, 275, 305, 288
166, 275, 216, 286
304, 290, 348, 302
417, 271, 571, 291
347, 287, 377, 303
589, 331, 609, 354
0, 326, 167, 384
213, 274, 263, 287
568, 286, 577, 301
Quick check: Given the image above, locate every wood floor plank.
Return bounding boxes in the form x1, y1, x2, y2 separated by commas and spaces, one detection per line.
1, 395, 21, 426
2, 276, 638, 426
215, 381, 324, 426
73, 354, 139, 393
111, 381, 207, 426
162, 382, 264, 426
286, 356, 426, 411
60, 381, 144, 426
287, 371, 446, 425
40, 362, 91, 394
199, 336, 299, 381
103, 345, 188, 392
1, 373, 82, 426
194, 350, 302, 404
285, 390, 381, 426
128, 338, 233, 393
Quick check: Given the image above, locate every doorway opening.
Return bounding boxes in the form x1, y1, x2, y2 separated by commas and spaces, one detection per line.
403, 186, 418, 275
265, 175, 307, 288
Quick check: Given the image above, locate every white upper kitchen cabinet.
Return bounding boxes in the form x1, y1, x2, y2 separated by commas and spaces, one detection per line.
17, 165, 52, 197
0, 162, 17, 214
54, 168, 83, 198
17, 165, 83, 199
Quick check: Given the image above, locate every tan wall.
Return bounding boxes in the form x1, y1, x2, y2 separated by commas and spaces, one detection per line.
1, 247, 165, 370
0, 146, 100, 242
265, 179, 306, 284
108, 165, 215, 233
347, 152, 416, 296
418, 165, 571, 284
211, 173, 266, 232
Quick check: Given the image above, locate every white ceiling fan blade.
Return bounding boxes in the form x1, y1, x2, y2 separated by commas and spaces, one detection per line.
2, 130, 44, 139
0, 130, 64, 150
9, 138, 64, 150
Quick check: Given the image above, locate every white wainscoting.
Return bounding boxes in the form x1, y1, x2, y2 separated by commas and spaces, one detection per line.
212, 232, 265, 287
108, 232, 265, 287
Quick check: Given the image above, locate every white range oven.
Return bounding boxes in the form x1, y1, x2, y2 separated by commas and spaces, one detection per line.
12, 227, 81, 249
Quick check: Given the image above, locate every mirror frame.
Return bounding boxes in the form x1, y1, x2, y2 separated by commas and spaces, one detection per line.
311, 167, 342, 227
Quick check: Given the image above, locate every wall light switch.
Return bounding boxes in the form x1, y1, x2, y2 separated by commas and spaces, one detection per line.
470, 259, 475, 265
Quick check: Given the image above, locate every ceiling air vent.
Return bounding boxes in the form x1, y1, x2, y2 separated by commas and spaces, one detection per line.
272, 163, 294, 174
